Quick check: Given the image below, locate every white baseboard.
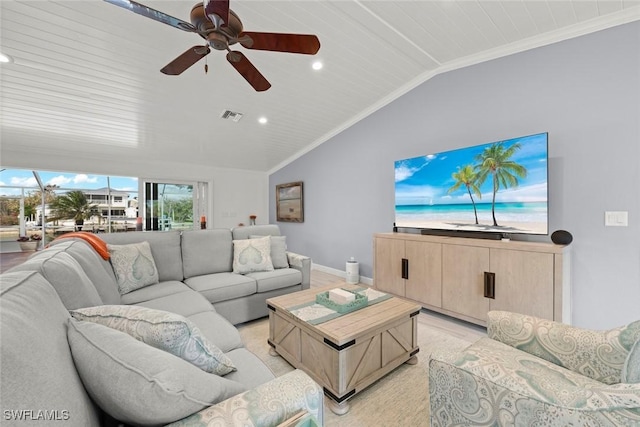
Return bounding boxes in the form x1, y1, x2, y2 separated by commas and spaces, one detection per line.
311, 263, 373, 286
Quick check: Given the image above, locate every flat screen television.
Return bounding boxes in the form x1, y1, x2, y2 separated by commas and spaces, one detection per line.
394, 132, 548, 236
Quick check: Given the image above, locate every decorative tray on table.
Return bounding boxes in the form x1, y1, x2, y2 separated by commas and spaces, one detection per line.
315, 289, 368, 314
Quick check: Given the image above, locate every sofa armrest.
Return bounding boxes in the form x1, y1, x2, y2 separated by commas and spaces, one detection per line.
287, 252, 311, 290
167, 370, 323, 427
487, 310, 640, 384
428, 339, 640, 426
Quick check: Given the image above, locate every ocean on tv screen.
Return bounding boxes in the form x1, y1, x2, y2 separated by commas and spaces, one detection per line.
394, 133, 548, 235
395, 202, 548, 235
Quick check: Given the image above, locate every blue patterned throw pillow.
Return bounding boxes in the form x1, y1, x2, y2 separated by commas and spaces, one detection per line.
108, 241, 159, 295
70, 305, 236, 376
232, 236, 274, 274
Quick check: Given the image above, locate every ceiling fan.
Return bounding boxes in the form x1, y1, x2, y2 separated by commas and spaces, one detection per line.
104, 0, 321, 91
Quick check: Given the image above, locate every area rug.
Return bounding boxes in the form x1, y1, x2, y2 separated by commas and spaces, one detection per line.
237, 314, 480, 427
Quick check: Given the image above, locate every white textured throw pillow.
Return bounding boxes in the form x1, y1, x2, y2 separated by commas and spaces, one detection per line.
250, 234, 288, 269
70, 305, 236, 376
232, 236, 274, 274
108, 241, 159, 295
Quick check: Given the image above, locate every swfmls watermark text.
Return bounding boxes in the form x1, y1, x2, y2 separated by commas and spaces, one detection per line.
3, 409, 70, 421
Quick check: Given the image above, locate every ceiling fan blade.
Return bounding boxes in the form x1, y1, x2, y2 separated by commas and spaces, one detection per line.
204, 0, 229, 28
239, 32, 320, 55
161, 46, 211, 75
226, 51, 271, 92
103, 0, 196, 32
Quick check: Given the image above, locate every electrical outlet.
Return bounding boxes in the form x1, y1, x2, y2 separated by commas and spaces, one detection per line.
605, 211, 628, 227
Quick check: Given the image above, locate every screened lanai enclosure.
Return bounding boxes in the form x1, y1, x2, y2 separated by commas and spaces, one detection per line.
0, 169, 208, 254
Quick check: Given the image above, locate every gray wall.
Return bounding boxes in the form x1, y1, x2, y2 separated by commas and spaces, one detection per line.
270, 22, 640, 330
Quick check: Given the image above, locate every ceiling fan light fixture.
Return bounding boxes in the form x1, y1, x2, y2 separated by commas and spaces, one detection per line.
312, 61, 323, 70
258, 117, 268, 124
103, 0, 320, 91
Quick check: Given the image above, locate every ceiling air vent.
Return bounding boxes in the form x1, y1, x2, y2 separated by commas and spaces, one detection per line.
220, 110, 243, 122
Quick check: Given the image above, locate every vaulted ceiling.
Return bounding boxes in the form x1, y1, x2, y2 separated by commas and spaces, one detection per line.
2, 1, 639, 172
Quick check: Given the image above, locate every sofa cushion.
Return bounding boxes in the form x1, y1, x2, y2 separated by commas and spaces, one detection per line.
136, 289, 216, 318
1, 272, 100, 426
182, 229, 234, 278
232, 224, 281, 240
70, 305, 236, 375
184, 273, 257, 304
54, 231, 111, 260
101, 231, 184, 282
187, 311, 245, 353
233, 236, 274, 274
223, 348, 276, 389
8, 250, 103, 309
251, 234, 288, 269
49, 239, 121, 304
108, 241, 160, 295
120, 280, 191, 305
67, 319, 247, 426
247, 268, 303, 293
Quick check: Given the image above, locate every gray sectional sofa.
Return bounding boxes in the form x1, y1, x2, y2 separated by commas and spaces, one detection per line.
99, 224, 311, 325
1, 225, 321, 427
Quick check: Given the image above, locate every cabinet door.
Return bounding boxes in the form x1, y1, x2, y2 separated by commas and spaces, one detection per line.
374, 238, 406, 296
405, 241, 442, 308
489, 249, 554, 319
442, 244, 490, 321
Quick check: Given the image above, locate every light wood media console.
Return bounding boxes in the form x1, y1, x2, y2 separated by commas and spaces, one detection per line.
373, 232, 571, 327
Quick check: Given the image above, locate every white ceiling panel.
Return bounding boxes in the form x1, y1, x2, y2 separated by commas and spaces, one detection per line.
572, 1, 601, 21
523, 2, 558, 34
1, 0, 639, 172
501, 1, 538, 39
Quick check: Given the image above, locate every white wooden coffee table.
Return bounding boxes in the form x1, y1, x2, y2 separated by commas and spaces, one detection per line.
266, 283, 420, 415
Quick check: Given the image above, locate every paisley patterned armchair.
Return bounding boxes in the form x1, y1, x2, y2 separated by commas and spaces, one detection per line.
429, 311, 640, 426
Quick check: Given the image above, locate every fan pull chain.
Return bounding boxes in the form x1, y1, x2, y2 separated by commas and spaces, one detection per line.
204, 56, 209, 74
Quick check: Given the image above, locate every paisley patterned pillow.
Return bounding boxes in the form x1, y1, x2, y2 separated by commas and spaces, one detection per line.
70, 305, 236, 376
232, 236, 274, 274
108, 241, 159, 295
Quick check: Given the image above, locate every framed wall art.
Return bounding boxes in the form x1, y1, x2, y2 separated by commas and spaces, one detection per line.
276, 181, 304, 222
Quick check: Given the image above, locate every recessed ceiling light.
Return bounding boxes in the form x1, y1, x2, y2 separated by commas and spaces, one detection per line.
0, 53, 13, 63
312, 61, 323, 71
258, 117, 268, 124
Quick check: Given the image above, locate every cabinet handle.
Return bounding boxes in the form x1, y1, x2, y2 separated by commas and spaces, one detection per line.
401, 258, 409, 280
484, 272, 495, 299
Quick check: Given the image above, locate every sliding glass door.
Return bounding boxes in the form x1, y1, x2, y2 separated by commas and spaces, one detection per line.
142, 180, 207, 231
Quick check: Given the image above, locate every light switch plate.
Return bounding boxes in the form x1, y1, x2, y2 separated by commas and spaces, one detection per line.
605, 211, 628, 227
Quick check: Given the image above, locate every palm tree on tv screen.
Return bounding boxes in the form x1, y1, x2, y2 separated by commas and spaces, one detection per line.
447, 165, 481, 224
474, 142, 527, 227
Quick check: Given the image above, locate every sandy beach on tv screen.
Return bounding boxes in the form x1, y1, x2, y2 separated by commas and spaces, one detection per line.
396, 220, 547, 235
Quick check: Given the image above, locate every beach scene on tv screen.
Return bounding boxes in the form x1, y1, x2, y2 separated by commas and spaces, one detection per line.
395, 133, 548, 235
